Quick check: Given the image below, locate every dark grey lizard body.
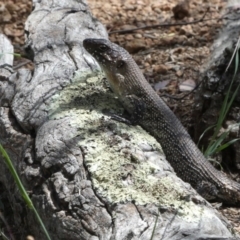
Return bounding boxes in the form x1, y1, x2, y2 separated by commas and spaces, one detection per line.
83, 38, 240, 204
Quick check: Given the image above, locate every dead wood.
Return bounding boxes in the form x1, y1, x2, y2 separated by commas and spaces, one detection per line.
0, 0, 238, 239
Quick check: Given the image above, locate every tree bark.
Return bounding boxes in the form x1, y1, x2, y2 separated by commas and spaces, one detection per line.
0, 0, 238, 239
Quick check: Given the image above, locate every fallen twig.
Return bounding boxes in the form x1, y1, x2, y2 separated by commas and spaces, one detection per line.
109, 7, 216, 35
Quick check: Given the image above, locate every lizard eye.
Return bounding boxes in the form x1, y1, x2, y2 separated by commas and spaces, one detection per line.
99, 44, 108, 52
116, 60, 125, 68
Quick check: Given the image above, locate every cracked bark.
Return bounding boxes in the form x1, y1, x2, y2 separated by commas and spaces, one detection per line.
0, 0, 239, 239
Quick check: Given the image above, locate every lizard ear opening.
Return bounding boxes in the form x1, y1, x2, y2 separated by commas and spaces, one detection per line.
116, 60, 125, 68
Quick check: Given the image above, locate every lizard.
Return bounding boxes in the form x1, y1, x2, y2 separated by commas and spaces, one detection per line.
83, 38, 240, 205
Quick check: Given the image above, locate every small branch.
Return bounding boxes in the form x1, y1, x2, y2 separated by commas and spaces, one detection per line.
109, 7, 218, 35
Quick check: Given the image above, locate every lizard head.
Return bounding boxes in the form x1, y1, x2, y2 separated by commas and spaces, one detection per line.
83, 38, 129, 71
83, 38, 135, 94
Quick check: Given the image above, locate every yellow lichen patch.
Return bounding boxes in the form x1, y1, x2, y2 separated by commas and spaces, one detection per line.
48, 69, 207, 221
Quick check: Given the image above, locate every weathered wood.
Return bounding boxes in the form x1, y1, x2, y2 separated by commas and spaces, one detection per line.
0, 0, 238, 239
0, 35, 15, 107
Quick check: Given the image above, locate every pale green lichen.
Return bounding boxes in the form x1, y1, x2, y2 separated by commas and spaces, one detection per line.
48, 69, 209, 222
